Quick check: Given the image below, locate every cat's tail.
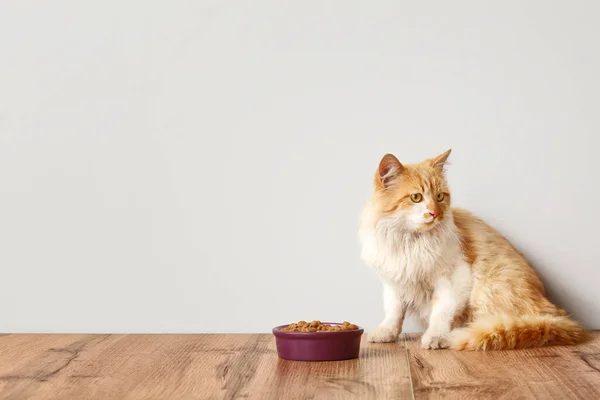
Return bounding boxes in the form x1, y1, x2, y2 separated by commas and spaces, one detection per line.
450, 314, 589, 351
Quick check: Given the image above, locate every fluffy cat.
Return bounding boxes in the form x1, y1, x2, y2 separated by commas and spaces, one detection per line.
359, 150, 588, 350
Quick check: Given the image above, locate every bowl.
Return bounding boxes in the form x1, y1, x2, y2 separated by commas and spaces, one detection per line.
272, 322, 364, 361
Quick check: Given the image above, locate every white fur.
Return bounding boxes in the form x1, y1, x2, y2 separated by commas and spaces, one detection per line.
360, 198, 472, 348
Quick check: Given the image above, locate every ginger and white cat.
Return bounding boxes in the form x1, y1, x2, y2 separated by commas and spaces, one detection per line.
359, 150, 588, 350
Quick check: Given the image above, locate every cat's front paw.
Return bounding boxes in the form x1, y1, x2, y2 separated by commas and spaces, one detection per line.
368, 326, 399, 343
420, 331, 450, 350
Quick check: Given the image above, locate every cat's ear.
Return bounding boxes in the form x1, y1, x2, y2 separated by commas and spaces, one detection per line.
428, 149, 451, 171
377, 154, 403, 189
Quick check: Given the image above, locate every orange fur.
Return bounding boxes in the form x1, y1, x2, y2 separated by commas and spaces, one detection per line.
371, 154, 451, 228
364, 151, 589, 350
451, 315, 589, 350
450, 209, 589, 350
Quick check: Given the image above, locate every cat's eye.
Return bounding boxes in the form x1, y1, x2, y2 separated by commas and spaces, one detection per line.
436, 193, 445, 202
410, 193, 423, 203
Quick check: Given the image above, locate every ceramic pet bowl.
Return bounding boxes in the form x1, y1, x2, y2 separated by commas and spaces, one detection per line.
272, 322, 364, 361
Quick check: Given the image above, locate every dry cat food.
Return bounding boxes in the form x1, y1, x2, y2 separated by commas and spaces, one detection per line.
281, 320, 359, 332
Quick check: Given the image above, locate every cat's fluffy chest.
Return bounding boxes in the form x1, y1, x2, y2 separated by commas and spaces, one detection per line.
360, 219, 462, 306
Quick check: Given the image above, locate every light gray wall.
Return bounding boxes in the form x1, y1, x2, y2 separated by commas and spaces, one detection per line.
1, 1, 598, 333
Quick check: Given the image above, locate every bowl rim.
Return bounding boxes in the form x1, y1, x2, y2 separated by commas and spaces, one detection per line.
272, 322, 364, 337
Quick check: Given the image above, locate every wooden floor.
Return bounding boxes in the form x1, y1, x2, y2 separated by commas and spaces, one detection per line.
0, 333, 599, 399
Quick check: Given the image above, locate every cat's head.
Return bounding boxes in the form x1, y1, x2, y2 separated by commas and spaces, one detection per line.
370, 150, 452, 232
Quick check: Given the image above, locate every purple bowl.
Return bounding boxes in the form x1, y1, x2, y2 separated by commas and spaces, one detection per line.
272, 322, 364, 361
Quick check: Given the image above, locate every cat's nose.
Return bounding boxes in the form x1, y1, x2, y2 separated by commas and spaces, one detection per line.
429, 211, 440, 219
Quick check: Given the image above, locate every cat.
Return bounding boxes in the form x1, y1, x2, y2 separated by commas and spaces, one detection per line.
359, 150, 588, 350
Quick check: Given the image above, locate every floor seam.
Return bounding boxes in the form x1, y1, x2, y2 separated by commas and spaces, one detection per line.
403, 334, 416, 400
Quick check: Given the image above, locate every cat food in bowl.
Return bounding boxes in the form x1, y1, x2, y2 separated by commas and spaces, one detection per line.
273, 321, 363, 361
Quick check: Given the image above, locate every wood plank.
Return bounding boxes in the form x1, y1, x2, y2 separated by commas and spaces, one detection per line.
404, 331, 600, 400
248, 336, 412, 400
0, 333, 413, 400
3, 332, 599, 399
0, 334, 268, 399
